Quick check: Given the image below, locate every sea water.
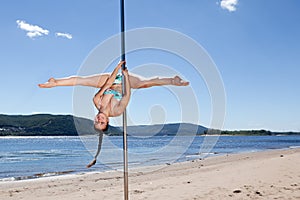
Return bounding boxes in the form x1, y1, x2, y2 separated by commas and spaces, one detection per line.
0, 135, 299, 181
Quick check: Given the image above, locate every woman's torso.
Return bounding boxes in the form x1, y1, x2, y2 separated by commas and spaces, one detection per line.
100, 84, 123, 117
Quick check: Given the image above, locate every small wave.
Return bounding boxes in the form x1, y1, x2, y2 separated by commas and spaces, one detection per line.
34, 170, 75, 178
19, 149, 66, 154
0, 150, 67, 163
0, 177, 16, 181
186, 152, 218, 157
185, 152, 219, 160
289, 146, 300, 149
0, 170, 75, 182
0, 157, 41, 163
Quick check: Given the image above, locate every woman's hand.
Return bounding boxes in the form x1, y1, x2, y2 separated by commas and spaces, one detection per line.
122, 67, 129, 77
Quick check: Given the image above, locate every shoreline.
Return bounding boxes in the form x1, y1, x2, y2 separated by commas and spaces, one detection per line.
1, 133, 300, 137
1, 145, 298, 183
1, 148, 299, 199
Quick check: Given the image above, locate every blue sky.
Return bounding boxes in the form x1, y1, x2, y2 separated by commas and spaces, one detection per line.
0, 0, 299, 131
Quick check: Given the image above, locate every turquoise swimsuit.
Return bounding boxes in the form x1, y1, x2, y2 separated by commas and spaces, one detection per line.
113, 74, 122, 85
104, 89, 122, 100
104, 74, 122, 100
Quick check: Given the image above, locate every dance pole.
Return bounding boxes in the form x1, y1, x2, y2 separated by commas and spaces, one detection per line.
120, 0, 128, 199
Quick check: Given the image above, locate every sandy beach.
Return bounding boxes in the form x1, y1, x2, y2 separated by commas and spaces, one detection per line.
1, 148, 299, 200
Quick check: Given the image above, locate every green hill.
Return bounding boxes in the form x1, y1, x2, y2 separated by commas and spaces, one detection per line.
0, 114, 207, 136
0, 114, 94, 136
0, 114, 299, 136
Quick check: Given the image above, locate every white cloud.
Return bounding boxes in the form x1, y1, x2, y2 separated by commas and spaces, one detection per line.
55, 32, 73, 39
220, 0, 238, 12
16, 20, 49, 38
16, 20, 73, 40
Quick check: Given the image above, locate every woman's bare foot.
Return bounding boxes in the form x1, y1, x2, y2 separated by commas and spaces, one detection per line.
38, 78, 57, 88
172, 76, 189, 86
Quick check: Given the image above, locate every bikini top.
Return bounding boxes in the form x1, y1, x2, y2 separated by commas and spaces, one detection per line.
104, 89, 122, 101
113, 74, 122, 85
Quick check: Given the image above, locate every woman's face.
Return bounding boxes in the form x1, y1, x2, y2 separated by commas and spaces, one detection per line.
94, 112, 108, 131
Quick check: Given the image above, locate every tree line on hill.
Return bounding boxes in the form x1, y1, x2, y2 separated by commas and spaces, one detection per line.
0, 114, 299, 136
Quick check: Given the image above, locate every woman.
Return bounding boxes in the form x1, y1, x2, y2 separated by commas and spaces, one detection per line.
39, 61, 189, 132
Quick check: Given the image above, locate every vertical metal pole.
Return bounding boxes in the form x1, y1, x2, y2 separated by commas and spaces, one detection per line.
120, 0, 128, 199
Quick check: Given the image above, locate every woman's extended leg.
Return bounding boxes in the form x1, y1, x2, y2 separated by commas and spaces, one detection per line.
38, 74, 110, 88
128, 73, 189, 89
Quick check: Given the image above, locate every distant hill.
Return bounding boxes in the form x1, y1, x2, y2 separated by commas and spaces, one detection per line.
0, 114, 299, 136
0, 114, 207, 136
0, 114, 94, 136
107, 123, 207, 136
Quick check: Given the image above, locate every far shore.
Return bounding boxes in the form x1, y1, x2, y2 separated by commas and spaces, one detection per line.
1, 133, 300, 137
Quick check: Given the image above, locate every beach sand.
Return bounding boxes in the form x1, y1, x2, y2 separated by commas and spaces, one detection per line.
1, 148, 299, 200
